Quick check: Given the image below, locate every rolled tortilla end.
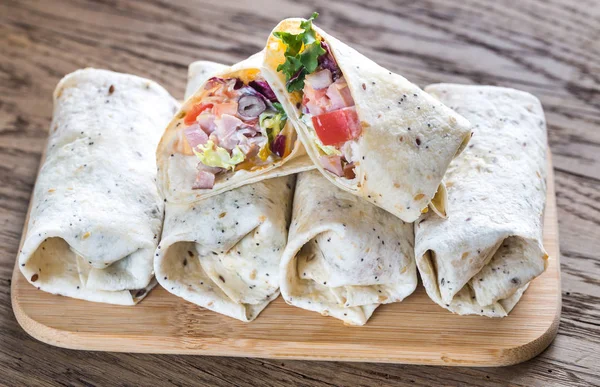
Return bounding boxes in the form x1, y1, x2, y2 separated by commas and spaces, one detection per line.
19, 68, 178, 304
280, 170, 417, 325
415, 84, 549, 317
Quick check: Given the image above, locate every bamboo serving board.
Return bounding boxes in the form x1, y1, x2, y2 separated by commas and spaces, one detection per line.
11, 153, 561, 367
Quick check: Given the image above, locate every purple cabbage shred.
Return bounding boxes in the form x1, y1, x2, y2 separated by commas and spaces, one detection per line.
249, 80, 278, 102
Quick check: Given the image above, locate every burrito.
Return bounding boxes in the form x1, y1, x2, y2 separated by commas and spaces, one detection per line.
154, 61, 295, 321
155, 176, 294, 321
263, 14, 472, 222
18, 68, 179, 305
280, 170, 417, 326
157, 52, 313, 203
415, 84, 549, 317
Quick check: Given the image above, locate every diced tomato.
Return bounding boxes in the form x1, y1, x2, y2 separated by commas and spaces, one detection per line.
312, 107, 361, 146
184, 103, 213, 125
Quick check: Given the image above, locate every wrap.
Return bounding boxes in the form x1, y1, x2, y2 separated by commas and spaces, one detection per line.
263, 17, 472, 222
155, 176, 295, 321
154, 61, 296, 321
415, 84, 549, 317
280, 170, 417, 325
157, 52, 314, 204
18, 68, 179, 305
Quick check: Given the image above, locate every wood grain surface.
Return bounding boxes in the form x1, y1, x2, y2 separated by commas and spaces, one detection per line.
1, 0, 599, 386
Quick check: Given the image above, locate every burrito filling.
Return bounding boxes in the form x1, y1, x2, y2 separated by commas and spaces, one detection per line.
180, 75, 295, 189
273, 13, 359, 180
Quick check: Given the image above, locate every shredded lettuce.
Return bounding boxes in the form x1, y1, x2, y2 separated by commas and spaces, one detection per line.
193, 140, 244, 170
258, 107, 288, 160
273, 12, 325, 92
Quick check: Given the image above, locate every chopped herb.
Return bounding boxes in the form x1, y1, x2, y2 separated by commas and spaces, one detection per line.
273, 12, 325, 92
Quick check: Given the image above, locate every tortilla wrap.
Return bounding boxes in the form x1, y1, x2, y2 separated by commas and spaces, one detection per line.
18, 68, 179, 305
415, 84, 549, 317
155, 175, 294, 321
154, 62, 296, 321
263, 18, 472, 222
157, 52, 314, 204
280, 170, 417, 325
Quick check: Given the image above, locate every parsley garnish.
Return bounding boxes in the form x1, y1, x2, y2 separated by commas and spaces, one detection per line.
274, 12, 326, 92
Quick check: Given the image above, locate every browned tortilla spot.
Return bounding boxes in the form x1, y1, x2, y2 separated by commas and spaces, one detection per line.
414, 193, 425, 201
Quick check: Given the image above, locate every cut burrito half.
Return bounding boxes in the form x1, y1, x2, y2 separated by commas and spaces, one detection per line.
157, 52, 314, 203
154, 61, 295, 321
280, 170, 417, 326
415, 84, 549, 317
263, 13, 472, 222
18, 68, 179, 305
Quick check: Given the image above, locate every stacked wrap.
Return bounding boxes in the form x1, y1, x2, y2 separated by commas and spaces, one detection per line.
415, 84, 549, 316
263, 18, 473, 222
157, 52, 314, 204
154, 61, 295, 321
18, 69, 179, 305
281, 171, 417, 325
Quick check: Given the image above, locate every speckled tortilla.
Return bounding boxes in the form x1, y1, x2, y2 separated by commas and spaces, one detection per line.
155, 176, 295, 322
280, 170, 416, 326
153, 64, 296, 322
18, 68, 179, 305
263, 19, 473, 222
415, 84, 549, 317
157, 52, 314, 204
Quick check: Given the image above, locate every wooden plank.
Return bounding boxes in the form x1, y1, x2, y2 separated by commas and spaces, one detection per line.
11, 152, 560, 366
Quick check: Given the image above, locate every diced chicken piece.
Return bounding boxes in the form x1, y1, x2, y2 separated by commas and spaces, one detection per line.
319, 155, 343, 177
305, 69, 333, 90
303, 85, 329, 116
214, 114, 243, 150
192, 170, 216, 189
183, 124, 208, 149
326, 77, 355, 112
197, 112, 216, 134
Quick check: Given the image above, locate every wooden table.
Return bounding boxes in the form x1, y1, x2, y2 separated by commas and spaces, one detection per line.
1, 1, 599, 385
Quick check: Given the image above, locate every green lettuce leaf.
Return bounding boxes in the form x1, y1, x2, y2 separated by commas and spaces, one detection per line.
258, 109, 288, 160
273, 12, 325, 92
193, 140, 245, 170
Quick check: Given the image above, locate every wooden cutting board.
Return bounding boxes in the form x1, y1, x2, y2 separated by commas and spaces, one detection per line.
11, 153, 561, 367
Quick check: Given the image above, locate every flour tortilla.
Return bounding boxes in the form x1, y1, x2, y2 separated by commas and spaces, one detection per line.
185, 61, 228, 101
157, 52, 314, 204
155, 176, 295, 322
18, 68, 179, 305
263, 19, 472, 222
415, 84, 549, 317
154, 64, 296, 321
280, 170, 416, 325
